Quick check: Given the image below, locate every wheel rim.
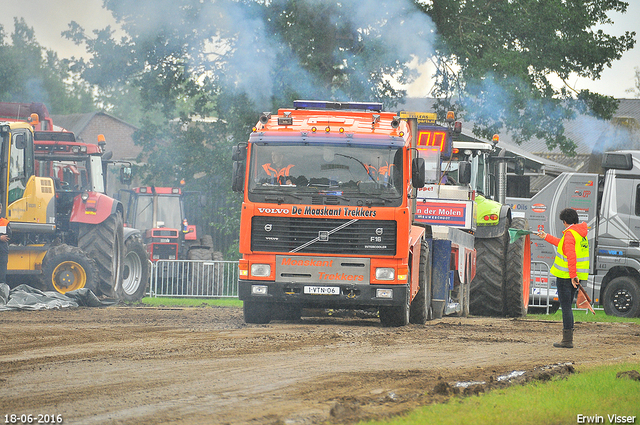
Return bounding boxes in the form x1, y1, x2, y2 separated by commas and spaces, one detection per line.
122, 250, 143, 295
51, 261, 87, 293
612, 288, 633, 313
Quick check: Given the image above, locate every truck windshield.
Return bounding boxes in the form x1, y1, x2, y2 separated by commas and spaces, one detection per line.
36, 157, 94, 192
133, 195, 183, 231
248, 143, 403, 206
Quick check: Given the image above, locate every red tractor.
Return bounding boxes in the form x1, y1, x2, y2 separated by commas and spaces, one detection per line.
34, 131, 149, 301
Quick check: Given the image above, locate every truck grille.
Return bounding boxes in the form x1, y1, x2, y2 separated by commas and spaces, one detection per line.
251, 216, 396, 255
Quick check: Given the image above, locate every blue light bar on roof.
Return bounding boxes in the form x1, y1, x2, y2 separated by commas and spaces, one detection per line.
293, 100, 383, 112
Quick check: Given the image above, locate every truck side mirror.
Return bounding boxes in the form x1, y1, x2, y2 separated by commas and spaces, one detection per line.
120, 166, 132, 185
232, 161, 245, 192
458, 161, 472, 184
411, 157, 426, 188
14, 134, 26, 149
232, 144, 247, 161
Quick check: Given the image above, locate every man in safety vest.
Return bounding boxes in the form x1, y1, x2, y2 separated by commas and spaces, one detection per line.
262, 151, 294, 185
537, 208, 589, 348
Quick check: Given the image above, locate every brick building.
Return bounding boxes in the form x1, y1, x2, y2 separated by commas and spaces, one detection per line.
50, 111, 141, 161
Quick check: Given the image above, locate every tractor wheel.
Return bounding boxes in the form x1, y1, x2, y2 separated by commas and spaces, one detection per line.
410, 239, 432, 324
118, 236, 149, 302
602, 276, 640, 318
42, 244, 99, 294
78, 212, 124, 298
504, 217, 531, 317
243, 301, 272, 324
470, 228, 509, 316
380, 282, 411, 327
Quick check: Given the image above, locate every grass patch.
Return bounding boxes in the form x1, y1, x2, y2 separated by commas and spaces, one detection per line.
136, 297, 243, 308
526, 308, 640, 324
360, 362, 640, 425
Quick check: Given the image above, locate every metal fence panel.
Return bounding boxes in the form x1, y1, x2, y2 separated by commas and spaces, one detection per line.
528, 261, 553, 314
149, 260, 239, 298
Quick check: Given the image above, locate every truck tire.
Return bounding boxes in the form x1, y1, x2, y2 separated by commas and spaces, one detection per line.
78, 212, 124, 298
119, 236, 149, 302
602, 276, 640, 318
243, 301, 271, 324
504, 217, 531, 317
470, 229, 509, 316
410, 239, 432, 324
42, 244, 99, 294
379, 282, 410, 327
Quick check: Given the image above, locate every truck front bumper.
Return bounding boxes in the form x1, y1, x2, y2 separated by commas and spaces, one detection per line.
238, 280, 408, 309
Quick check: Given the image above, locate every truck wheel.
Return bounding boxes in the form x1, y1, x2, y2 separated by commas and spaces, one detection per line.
119, 236, 149, 302
42, 244, 99, 294
470, 230, 509, 316
410, 239, 432, 324
504, 217, 531, 317
78, 212, 124, 298
243, 301, 271, 324
380, 283, 410, 327
602, 276, 640, 318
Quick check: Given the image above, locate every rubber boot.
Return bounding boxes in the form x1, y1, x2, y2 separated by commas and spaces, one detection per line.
553, 329, 573, 348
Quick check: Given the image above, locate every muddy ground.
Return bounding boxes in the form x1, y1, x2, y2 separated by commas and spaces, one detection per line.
1, 306, 639, 425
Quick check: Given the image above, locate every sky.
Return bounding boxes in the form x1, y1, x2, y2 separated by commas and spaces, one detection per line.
1, 0, 639, 99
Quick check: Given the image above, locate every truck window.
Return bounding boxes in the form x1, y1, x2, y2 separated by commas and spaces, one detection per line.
248, 143, 403, 206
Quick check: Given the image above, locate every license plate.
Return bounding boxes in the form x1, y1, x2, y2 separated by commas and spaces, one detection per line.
303, 286, 340, 295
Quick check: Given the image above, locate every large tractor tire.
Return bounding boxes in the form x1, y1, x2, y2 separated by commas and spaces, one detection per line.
602, 276, 640, 318
410, 239, 432, 324
504, 217, 531, 317
119, 235, 149, 302
41, 244, 99, 294
78, 212, 124, 298
470, 228, 509, 316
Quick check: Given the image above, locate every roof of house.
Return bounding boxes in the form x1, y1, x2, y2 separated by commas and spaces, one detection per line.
50, 112, 138, 136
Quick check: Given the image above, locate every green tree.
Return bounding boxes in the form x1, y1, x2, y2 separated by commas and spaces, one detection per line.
421, 0, 636, 154
0, 18, 94, 114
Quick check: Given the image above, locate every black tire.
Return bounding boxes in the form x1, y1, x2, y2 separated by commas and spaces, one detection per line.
602, 276, 640, 318
78, 212, 124, 297
380, 282, 411, 327
504, 217, 530, 317
410, 239, 432, 324
41, 244, 99, 294
119, 236, 149, 302
243, 301, 271, 324
470, 227, 509, 316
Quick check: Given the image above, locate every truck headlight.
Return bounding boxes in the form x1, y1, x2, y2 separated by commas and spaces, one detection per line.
251, 264, 271, 277
375, 268, 395, 280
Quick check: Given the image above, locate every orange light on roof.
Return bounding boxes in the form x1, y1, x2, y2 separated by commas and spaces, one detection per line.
97, 134, 106, 143
339, 127, 345, 133
252, 127, 257, 132
492, 134, 499, 143
452, 148, 459, 154
325, 126, 330, 133
446, 111, 455, 122
311, 127, 317, 133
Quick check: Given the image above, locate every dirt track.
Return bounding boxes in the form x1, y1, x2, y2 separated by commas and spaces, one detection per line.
1, 306, 639, 425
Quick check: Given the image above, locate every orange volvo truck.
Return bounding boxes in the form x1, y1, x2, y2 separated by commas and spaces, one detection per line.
231, 101, 476, 326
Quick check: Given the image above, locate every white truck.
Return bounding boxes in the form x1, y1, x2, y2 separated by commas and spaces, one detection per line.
507, 150, 640, 317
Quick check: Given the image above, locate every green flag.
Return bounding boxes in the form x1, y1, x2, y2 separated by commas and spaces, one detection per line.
508, 228, 535, 244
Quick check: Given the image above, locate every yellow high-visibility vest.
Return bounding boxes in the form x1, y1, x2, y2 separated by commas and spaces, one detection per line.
550, 228, 589, 279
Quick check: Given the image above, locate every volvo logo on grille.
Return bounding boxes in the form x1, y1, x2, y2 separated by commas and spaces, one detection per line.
375, 228, 383, 236
264, 224, 273, 232
318, 231, 329, 241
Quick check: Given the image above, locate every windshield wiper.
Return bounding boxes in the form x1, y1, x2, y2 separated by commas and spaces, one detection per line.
335, 153, 376, 182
